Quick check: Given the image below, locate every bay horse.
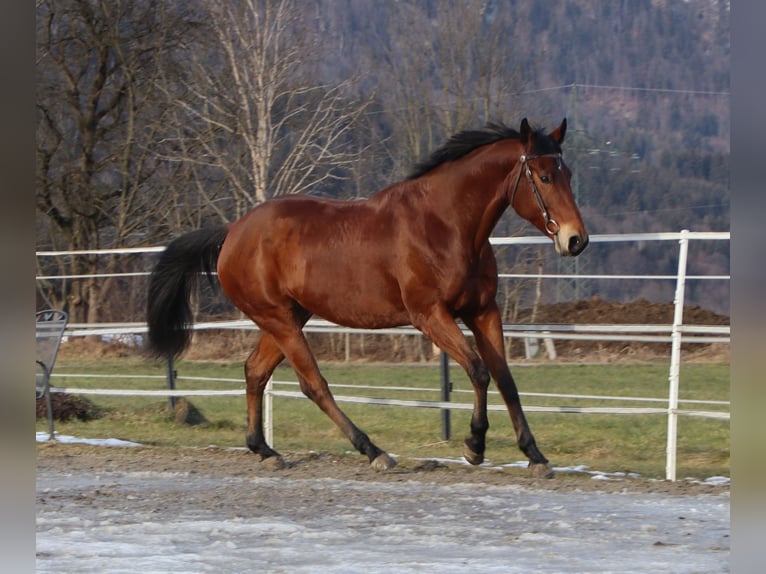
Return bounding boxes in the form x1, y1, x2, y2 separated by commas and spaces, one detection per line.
146, 118, 588, 477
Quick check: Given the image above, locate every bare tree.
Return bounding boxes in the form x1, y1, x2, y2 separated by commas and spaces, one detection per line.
163, 0, 374, 219
375, 0, 529, 177
36, 0, 188, 322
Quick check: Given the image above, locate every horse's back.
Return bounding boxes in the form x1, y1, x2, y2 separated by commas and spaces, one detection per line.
223, 195, 391, 263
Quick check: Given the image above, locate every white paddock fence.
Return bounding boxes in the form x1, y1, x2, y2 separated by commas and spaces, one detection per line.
37, 230, 729, 481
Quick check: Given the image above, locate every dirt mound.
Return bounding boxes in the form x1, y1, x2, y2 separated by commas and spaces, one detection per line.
518, 296, 728, 326
172, 397, 209, 426
504, 296, 730, 362
36, 394, 102, 422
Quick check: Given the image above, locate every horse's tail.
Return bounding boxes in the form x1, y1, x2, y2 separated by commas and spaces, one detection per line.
146, 226, 229, 358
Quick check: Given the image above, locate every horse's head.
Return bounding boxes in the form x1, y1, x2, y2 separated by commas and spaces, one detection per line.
508, 118, 589, 256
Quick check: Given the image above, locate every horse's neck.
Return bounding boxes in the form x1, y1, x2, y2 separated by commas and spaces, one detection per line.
470, 185, 510, 249
372, 143, 519, 249
426, 156, 515, 250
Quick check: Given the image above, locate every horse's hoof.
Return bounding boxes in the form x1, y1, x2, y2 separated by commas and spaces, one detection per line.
371, 453, 397, 471
529, 462, 555, 478
261, 455, 287, 470
462, 443, 484, 466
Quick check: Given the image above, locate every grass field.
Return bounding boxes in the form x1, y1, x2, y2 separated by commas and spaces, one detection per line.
38, 356, 730, 480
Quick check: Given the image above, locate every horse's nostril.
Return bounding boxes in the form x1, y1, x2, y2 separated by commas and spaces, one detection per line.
569, 235, 588, 255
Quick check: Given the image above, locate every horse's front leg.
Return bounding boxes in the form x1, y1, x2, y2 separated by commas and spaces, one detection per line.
462, 362, 491, 467
465, 303, 554, 478
410, 305, 491, 466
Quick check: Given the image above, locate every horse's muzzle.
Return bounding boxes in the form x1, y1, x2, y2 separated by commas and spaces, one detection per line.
568, 233, 589, 256
555, 228, 589, 256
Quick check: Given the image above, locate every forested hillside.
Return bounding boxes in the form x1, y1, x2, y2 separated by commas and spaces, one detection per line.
36, 0, 730, 322
320, 0, 730, 230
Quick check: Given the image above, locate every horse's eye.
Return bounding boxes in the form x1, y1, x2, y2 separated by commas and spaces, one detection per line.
540, 175, 551, 184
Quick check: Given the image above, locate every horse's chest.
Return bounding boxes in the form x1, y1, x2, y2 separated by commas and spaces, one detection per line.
442, 259, 498, 311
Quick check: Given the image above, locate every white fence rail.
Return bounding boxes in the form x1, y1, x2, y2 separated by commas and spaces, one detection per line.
37, 230, 730, 481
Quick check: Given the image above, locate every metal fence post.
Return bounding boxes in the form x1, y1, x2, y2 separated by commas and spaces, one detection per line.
666, 229, 690, 481
166, 354, 177, 410
440, 350, 451, 440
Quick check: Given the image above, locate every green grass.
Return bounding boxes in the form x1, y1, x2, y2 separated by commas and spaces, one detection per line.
40, 357, 729, 480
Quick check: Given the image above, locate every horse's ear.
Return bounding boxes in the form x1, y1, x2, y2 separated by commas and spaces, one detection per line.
520, 118, 532, 145
550, 118, 567, 144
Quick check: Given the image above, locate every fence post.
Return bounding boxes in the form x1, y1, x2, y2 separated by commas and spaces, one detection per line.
166, 354, 177, 410
665, 229, 690, 481
440, 351, 451, 440
265, 376, 274, 447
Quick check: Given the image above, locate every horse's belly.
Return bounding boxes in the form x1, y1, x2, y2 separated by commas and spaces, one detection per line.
292, 266, 408, 329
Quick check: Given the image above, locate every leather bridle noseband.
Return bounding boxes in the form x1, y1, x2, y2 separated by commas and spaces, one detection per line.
509, 153, 563, 236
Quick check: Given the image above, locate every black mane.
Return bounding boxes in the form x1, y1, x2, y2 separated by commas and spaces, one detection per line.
407, 122, 555, 180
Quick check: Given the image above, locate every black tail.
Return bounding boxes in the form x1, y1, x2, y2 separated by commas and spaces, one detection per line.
146, 226, 229, 358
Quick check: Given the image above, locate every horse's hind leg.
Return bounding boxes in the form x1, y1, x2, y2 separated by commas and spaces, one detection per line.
244, 333, 285, 463
264, 318, 396, 470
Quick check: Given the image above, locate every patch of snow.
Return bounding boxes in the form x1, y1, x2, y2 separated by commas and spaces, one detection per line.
36, 432, 141, 447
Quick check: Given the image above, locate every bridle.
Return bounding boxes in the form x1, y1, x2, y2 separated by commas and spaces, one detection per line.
509, 152, 563, 236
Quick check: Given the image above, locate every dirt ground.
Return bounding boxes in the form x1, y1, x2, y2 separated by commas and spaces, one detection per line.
36, 441, 728, 498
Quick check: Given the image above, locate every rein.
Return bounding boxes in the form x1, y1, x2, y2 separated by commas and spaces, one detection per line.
509, 153, 563, 236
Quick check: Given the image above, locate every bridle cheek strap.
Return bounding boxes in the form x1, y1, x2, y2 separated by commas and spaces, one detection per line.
509, 153, 562, 236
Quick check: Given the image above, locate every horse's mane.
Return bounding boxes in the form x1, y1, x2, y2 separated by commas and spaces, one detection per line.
406, 121, 555, 180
